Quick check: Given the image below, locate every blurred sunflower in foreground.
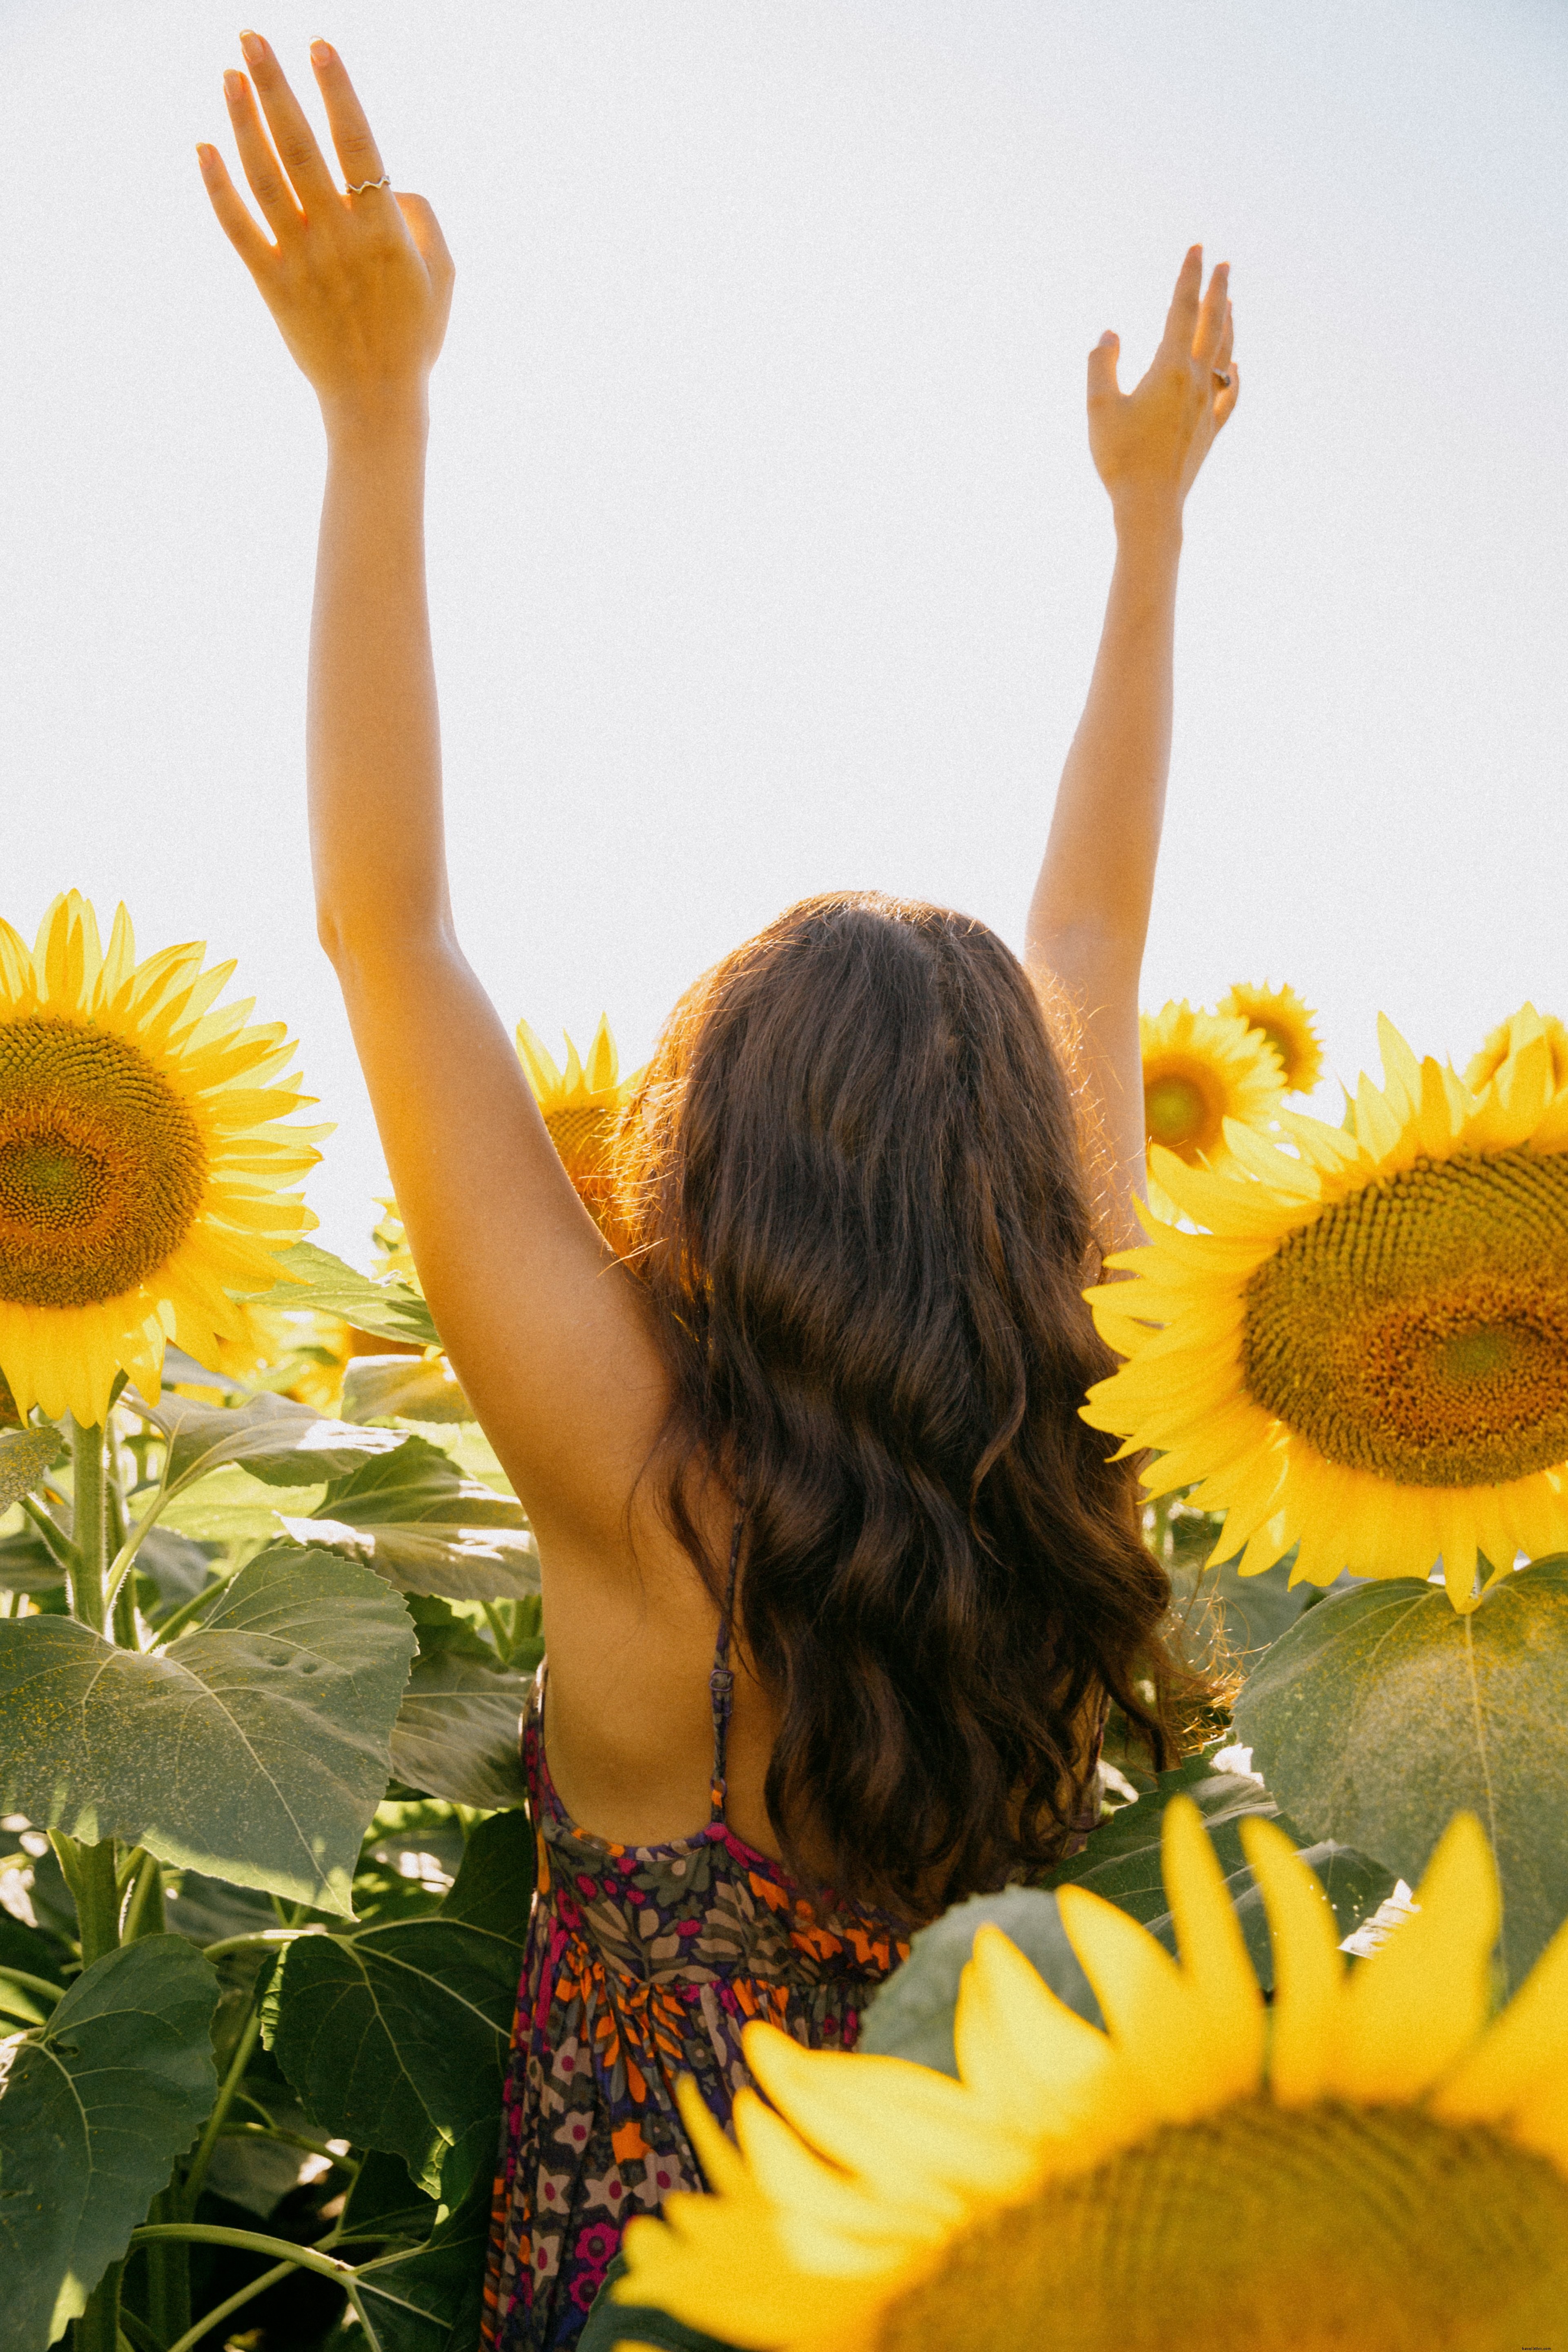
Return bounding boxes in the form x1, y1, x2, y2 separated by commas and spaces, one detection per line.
617, 1801, 1568, 2351
0, 892, 321, 1425
1465, 1002, 1568, 1097
1138, 1002, 1284, 1220
1216, 980, 1325, 1097
1085, 1013, 1568, 1610
516, 1014, 644, 1250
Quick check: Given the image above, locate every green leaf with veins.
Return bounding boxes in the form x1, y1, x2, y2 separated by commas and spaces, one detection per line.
0, 1427, 65, 1515
285, 1437, 539, 1604
160, 1463, 327, 1543
264, 1915, 521, 2194
138, 1389, 410, 1493
243, 1239, 441, 1351
349, 2143, 495, 2351
0, 1935, 219, 2351
1038, 1746, 1397, 1991
1234, 1556, 1568, 1988
0, 1546, 415, 1915
389, 1650, 532, 1808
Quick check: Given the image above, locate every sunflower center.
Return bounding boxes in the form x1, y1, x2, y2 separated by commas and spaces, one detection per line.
1241, 1147, 1568, 1486
0, 1016, 207, 1309
875, 2100, 1568, 2352
1145, 1073, 1217, 1157
1255, 1022, 1294, 1078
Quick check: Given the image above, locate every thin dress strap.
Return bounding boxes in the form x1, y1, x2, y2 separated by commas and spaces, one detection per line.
708, 1517, 743, 1825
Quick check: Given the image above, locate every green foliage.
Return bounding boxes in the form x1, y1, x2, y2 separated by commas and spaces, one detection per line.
0, 1937, 219, 2349
247, 1240, 441, 1351
1234, 1556, 1568, 1987
0, 1426, 65, 1514
390, 1604, 532, 1807
0, 1546, 416, 1914
288, 1437, 540, 1603
141, 1391, 408, 1492
263, 1812, 531, 2196
341, 1355, 473, 1425
1040, 1746, 1397, 1987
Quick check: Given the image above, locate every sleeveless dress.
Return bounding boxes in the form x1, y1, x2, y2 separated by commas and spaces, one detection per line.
479, 1569, 914, 2350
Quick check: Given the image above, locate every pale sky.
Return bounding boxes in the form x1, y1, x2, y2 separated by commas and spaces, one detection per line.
2, 0, 1564, 1262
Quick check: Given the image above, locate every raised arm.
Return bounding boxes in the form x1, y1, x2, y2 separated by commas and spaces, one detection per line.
198, 36, 672, 1560
1026, 247, 1236, 1248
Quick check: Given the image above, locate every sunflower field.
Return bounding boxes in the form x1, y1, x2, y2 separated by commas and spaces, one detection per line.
1, 901, 1566, 2352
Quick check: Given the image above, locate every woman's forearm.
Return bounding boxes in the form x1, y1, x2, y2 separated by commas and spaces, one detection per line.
308, 399, 450, 962
1026, 502, 1183, 989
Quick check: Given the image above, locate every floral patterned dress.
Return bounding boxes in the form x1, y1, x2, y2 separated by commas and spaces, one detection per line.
479, 1565, 913, 2350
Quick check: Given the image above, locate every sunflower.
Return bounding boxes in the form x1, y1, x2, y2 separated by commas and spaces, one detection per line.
1082, 1014, 1568, 1611
1138, 1002, 1285, 1220
515, 1014, 644, 1247
1216, 980, 1325, 1097
0, 893, 323, 1426
1464, 1002, 1568, 1098
615, 1799, 1568, 2351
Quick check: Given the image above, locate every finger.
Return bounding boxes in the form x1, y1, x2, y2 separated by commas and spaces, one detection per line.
1194, 262, 1230, 366
1213, 301, 1235, 376
223, 67, 303, 239
237, 29, 338, 207
1159, 245, 1203, 359
196, 140, 274, 274
308, 39, 390, 198
397, 193, 457, 290
1087, 329, 1121, 408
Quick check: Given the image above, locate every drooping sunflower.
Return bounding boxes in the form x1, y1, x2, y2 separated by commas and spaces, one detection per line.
1082, 1014, 1568, 1611
615, 1799, 1568, 2352
1216, 980, 1325, 1097
515, 1014, 645, 1247
1138, 1002, 1285, 1219
0, 893, 323, 1426
1464, 1002, 1568, 1098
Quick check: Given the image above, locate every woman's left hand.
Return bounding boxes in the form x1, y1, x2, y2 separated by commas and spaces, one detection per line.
198, 32, 454, 425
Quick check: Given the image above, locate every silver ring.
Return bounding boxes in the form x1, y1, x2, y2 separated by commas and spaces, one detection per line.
345, 174, 391, 195
1213, 369, 1232, 389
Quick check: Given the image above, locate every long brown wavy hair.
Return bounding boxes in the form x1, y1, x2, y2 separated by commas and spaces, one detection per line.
611, 890, 1206, 1919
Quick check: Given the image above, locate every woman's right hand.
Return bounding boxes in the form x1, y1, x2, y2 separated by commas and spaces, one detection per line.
198, 31, 454, 425
1086, 246, 1236, 527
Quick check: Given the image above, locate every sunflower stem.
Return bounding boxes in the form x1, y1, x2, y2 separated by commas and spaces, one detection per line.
52, 1833, 120, 1967
143, 2189, 192, 2345
18, 1492, 80, 1580
120, 1851, 166, 1944
72, 2259, 122, 2352
180, 1999, 264, 2218
69, 1418, 107, 1634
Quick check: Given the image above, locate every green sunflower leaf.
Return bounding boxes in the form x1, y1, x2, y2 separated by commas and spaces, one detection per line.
341, 1353, 474, 1425
283, 1437, 539, 1604
0, 1425, 65, 1515
389, 1649, 532, 1809
1040, 1746, 1396, 1984
246, 1239, 441, 1351
345, 2136, 494, 2351
263, 1817, 529, 2194
1234, 1557, 1568, 1987
140, 1390, 410, 1493
0, 1546, 415, 1916
0, 1935, 219, 2352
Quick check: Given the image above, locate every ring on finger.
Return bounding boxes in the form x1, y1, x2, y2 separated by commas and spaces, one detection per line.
1212, 369, 1232, 389
345, 174, 391, 194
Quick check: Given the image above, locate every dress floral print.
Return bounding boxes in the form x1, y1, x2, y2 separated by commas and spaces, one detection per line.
480, 1593, 913, 2351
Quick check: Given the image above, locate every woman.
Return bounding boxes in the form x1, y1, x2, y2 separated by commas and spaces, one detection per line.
200, 35, 1235, 2347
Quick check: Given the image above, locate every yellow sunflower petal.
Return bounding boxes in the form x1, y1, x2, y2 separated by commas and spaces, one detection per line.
1323, 1813, 1497, 2103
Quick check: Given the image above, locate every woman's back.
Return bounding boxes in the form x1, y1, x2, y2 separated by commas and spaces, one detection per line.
483, 1544, 913, 2350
